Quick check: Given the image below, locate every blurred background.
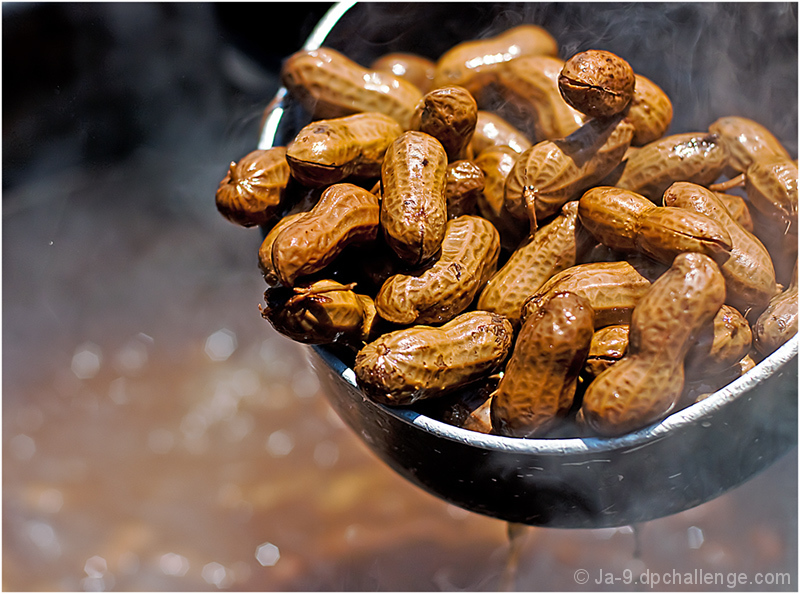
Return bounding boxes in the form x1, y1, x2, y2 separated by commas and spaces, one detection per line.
3, 2, 797, 591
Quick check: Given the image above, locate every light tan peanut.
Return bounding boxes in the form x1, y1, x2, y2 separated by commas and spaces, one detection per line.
215, 147, 290, 228
445, 160, 484, 218
580, 253, 726, 436
684, 305, 753, 377
612, 132, 730, 201
380, 131, 448, 265
626, 74, 674, 146
577, 186, 657, 251
260, 280, 378, 346
558, 50, 636, 118
714, 192, 754, 232
583, 324, 629, 381
354, 310, 514, 405
744, 157, 798, 234
709, 116, 791, 175
490, 55, 586, 142
281, 47, 422, 129
522, 260, 652, 329
432, 25, 558, 99
376, 215, 500, 325
272, 183, 379, 286
477, 200, 595, 325
468, 111, 532, 157
491, 292, 595, 438
663, 182, 779, 313
753, 263, 798, 357
371, 52, 436, 93
473, 146, 528, 251
285, 112, 403, 187
504, 115, 635, 226
410, 86, 478, 161
258, 213, 307, 286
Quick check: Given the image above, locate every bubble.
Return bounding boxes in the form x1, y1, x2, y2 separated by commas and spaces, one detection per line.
113, 337, 149, 373
313, 440, 339, 468
10, 434, 36, 461
108, 377, 129, 405
255, 542, 280, 567
202, 562, 232, 588
38, 488, 64, 513
205, 329, 237, 361
291, 370, 320, 398
232, 368, 260, 396
687, 525, 704, 549
72, 343, 102, 379
84, 555, 107, 578
26, 521, 61, 557
265, 430, 294, 457
159, 553, 190, 576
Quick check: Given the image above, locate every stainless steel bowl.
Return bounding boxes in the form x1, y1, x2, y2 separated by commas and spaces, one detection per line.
259, 2, 798, 528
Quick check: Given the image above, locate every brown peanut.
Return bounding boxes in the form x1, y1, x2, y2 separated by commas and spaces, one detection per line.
376, 215, 500, 325
504, 115, 635, 226
258, 212, 307, 286
744, 157, 798, 234
626, 74, 674, 146
473, 146, 528, 251
583, 324, 629, 381
663, 181, 779, 313
477, 200, 595, 325
432, 25, 558, 99
260, 280, 377, 346
709, 116, 791, 175
714, 192, 754, 233
285, 112, 403, 187
354, 310, 514, 405
522, 260, 652, 329
491, 291, 595, 438
371, 52, 436, 93
411, 86, 478, 161
684, 304, 753, 377
468, 111, 532, 157
215, 147, 290, 228
445, 160, 484, 219
272, 183, 379, 286
580, 253, 726, 436
612, 132, 730, 201
753, 263, 798, 357
281, 47, 423, 129
558, 50, 636, 118
380, 131, 448, 265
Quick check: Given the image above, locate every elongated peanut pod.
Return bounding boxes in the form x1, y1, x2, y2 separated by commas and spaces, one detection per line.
709, 116, 791, 175
371, 52, 435, 93
626, 74, 673, 146
754, 263, 798, 357
468, 111, 532, 157
744, 157, 798, 234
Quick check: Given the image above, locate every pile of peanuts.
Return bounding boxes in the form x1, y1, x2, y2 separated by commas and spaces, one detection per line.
216, 24, 798, 438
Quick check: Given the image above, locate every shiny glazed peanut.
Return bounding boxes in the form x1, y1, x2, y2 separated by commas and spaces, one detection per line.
613, 132, 730, 201
522, 261, 651, 329
491, 55, 586, 142
663, 181, 779, 313
376, 215, 500, 325
580, 253, 726, 436
472, 146, 528, 251
714, 192, 754, 232
258, 212, 306, 286
744, 157, 798, 233
491, 291, 595, 438
281, 47, 423, 129
371, 52, 436, 93
468, 111, 532, 157
754, 264, 798, 357
381, 131, 448, 265
684, 305, 752, 377
272, 183, 379, 286
354, 310, 514, 405
583, 324, 629, 381
504, 115, 635, 225
477, 200, 594, 325
432, 25, 559, 98
445, 160, 484, 218
709, 116, 790, 175
626, 74, 673, 146
411, 86, 478, 161
285, 112, 403, 187
558, 50, 635, 118
215, 147, 290, 227
260, 279, 377, 346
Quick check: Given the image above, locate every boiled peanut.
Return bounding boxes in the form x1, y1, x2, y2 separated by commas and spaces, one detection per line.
468, 111, 532, 157
354, 310, 514, 405
491, 55, 586, 142
380, 131, 448, 265
626, 74, 673, 146
473, 146, 528, 251
281, 47, 422, 129
750, 206, 798, 289
272, 183, 379, 286
663, 181, 779, 313
558, 50, 635, 118
285, 112, 403, 187
477, 200, 595, 325
684, 304, 752, 378
753, 263, 798, 357
215, 147, 290, 228
709, 116, 791, 175
491, 291, 595, 438
428, 380, 498, 435
432, 25, 558, 99
612, 132, 730, 201
260, 279, 377, 346
445, 160, 484, 219
580, 252, 726, 436
714, 192, 754, 233
679, 357, 755, 409
371, 52, 436, 93
258, 212, 307, 286
744, 157, 798, 234
583, 324, 629, 382
410, 86, 478, 161
504, 115, 635, 226
522, 260, 651, 329
376, 215, 500, 325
